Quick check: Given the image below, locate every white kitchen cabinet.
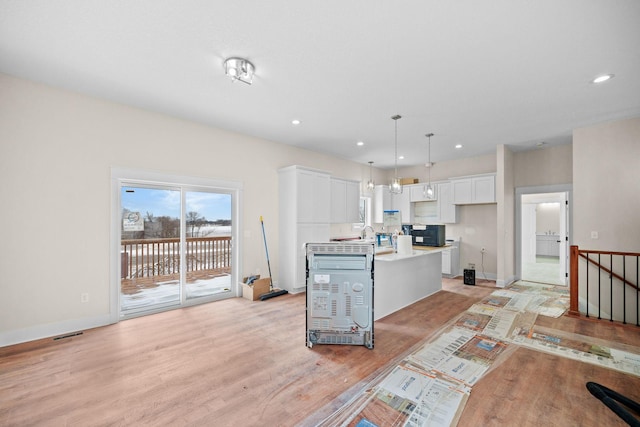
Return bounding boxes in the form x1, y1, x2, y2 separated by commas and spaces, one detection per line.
279, 166, 331, 293
409, 183, 437, 202
295, 168, 331, 223
441, 249, 452, 275
373, 184, 411, 224
441, 240, 460, 277
330, 178, 360, 224
451, 174, 496, 204
536, 234, 560, 257
373, 185, 391, 223
345, 180, 360, 223
391, 188, 412, 224
437, 181, 458, 223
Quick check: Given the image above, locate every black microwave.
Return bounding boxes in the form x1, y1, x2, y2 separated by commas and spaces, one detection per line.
411, 224, 445, 247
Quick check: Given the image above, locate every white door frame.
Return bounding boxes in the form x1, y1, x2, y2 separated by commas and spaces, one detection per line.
515, 184, 572, 285
110, 167, 243, 323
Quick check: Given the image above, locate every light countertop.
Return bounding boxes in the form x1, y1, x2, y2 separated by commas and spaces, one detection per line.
375, 245, 450, 261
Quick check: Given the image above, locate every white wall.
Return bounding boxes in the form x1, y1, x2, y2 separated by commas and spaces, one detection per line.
573, 117, 640, 252
497, 144, 515, 286
0, 74, 373, 345
514, 144, 572, 187
536, 203, 560, 234
572, 116, 640, 322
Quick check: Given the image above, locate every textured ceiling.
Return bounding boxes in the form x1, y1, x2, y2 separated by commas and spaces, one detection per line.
1, 1, 639, 168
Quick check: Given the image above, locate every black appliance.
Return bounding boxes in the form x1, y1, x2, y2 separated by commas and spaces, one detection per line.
411, 224, 445, 247
464, 269, 476, 286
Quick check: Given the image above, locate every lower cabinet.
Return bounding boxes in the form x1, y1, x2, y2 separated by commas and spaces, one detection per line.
536, 235, 560, 257
442, 250, 452, 275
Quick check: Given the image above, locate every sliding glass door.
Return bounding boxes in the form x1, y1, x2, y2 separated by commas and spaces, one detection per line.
119, 184, 234, 318
184, 190, 232, 301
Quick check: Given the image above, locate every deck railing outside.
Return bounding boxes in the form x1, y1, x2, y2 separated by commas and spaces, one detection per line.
569, 245, 640, 325
121, 236, 232, 279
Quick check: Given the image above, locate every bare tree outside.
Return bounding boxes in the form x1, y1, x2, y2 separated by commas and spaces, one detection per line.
186, 211, 206, 237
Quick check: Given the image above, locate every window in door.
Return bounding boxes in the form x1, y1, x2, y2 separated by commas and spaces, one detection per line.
115, 170, 239, 319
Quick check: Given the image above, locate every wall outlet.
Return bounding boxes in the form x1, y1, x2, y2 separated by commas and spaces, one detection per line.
468, 263, 475, 269
591, 231, 599, 239
80, 293, 89, 303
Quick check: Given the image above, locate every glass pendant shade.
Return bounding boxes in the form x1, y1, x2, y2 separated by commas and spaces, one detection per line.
424, 184, 434, 199
389, 115, 402, 194
366, 161, 375, 190
424, 133, 434, 199
390, 177, 402, 194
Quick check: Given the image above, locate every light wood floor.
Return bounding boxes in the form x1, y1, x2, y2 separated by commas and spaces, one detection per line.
1, 278, 639, 426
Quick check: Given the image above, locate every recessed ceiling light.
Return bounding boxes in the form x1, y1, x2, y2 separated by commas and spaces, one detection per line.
455, 144, 463, 149
291, 119, 301, 125
399, 155, 404, 160
356, 141, 364, 146
592, 74, 614, 84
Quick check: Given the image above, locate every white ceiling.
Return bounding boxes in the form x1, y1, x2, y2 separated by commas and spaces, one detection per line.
1, 1, 639, 169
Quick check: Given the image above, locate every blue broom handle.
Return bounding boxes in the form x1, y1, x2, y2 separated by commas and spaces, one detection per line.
260, 216, 274, 289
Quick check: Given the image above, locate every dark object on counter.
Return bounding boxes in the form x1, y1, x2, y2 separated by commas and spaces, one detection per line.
464, 269, 476, 285
411, 224, 445, 247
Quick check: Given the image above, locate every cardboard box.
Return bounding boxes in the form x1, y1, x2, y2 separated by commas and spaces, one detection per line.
400, 178, 419, 185
241, 278, 271, 301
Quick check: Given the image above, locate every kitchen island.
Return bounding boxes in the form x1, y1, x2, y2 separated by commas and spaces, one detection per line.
374, 246, 447, 320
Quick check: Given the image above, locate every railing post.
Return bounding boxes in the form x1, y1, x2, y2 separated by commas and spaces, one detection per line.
569, 245, 580, 316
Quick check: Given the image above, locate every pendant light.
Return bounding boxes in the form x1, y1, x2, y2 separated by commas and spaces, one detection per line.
424, 133, 435, 199
389, 115, 403, 194
366, 161, 375, 191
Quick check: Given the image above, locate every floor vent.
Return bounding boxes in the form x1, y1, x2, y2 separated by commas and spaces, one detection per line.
53, 331, 83, 341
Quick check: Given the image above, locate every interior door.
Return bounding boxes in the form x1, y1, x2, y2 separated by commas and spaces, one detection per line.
558, 193, 568, 285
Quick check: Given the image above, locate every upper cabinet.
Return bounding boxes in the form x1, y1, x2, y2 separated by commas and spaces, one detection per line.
373, 185, 411, 224
330, 178, 360, 223
391, 188, 412, 224
373, 185, 391, 223
409, 183, 438, 202
295, 167, 331, 223
451, 174, 496, 205
437, 181, 458, 223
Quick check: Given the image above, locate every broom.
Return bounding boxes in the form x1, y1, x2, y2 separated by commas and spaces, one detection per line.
258, 216, 288, 301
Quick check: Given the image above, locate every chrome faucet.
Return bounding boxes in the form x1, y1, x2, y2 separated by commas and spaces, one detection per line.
361, 225, 374, 240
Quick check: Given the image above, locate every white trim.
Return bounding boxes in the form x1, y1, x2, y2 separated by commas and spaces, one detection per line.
110, 167, 243, 322
0, 314, 113, 348
515, 184, 572, 284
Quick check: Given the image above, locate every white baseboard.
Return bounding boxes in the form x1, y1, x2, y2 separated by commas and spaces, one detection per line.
496, 275, 517, 288
0, 314, 114, 348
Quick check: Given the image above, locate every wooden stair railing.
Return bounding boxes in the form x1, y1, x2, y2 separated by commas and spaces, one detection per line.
569, 245, 640, 325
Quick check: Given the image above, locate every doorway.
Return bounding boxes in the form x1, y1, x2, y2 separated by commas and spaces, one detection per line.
112, 168, 241, 320
516, 186, 571, 286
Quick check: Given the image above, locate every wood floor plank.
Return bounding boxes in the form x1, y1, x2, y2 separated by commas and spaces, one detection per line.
1, 279, 639, 426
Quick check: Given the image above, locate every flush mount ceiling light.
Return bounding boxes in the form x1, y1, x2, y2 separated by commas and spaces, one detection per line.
291, 119, 301, 125
389, 115, 403, 194
592, 74, 614, 84
424, 133, 435, 199
224, 57, 254, 85
367, 161, 375, 191
357, 141, 364, 146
